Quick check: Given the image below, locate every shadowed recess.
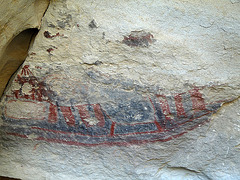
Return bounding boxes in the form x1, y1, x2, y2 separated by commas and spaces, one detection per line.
0, 28, 39, 98
0, 176, 21, 180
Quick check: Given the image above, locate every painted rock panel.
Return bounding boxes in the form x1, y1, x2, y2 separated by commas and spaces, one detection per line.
0, 0, 240, 179
1, 64, 231, 146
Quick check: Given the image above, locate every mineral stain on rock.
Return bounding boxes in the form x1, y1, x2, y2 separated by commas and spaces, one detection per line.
44, 31, 64, 39
47, 48, 54, 53
122, 30, 155, 47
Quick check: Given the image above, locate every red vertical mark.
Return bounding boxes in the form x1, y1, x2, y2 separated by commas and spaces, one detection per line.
110, 122, 116, 136
60, 106, 75, 126
13, 90, 20, 99
23, 94, 30, 100
48, 103, 58, 123
189, 88, 206, 111
157, 95, 172, 121
93, 104, 105, 127
154, 121, 164, 132
148, 97, 164, 132
21, 65, 33, 76
174, 94, 187, 117
156, 95, 177, 128
30, 90, 35, 100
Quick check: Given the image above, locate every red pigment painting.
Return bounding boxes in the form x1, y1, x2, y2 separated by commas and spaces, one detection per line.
1, 65, 226, 146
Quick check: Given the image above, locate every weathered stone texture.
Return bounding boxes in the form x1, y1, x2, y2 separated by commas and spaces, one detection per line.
0, 0, 49, 97
0, 0, 240, 179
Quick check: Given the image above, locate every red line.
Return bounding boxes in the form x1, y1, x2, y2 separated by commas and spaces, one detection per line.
185, 116, 210, 131
31, 126, 107, 137
174, 94, 187, 118
125, 112, 211, 134
7, 126, 200, 147
163, 111, 211, 132
76, 104, 93, 127
172, 131, 187, 139
157, 95, 171, 121
154, 121, 164, 132
35, 135, 174, 147
93, 104, 105, 127
9, 119, 208, 147
48, 103, 57, 123
115, 120, 159, 126
149, 97, 164, 132
156, 95, 179, 128
110, 122, 116, 136
118, 130, 161, 136
189, 88, 206, 111
32, 126, 161, 137
7, 132, 28, 138
60, 106, 75, 126
7, 121, 211, 147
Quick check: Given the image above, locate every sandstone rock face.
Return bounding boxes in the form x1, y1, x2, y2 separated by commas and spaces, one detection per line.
0, 0, 49, 97
0, 0, 240, 179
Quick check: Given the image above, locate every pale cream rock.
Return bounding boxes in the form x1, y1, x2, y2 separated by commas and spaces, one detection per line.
0, 0, 49, 97
82, 117, 99, 126
5, 100, 46, 120
28, 0, 240, 93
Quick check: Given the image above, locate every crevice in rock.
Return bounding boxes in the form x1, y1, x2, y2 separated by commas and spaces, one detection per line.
167, 167, 212, 180
168, 166, 201, 173
42, 0, 51, 22
214, 96, 240, 116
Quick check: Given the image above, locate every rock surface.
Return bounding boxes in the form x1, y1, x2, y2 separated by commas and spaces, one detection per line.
0, 0, 49, 97
0, 0, 240, 179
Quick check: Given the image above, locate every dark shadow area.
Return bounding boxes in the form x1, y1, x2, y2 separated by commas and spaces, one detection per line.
0, 176, 21, 180
0, 28, 39, 97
